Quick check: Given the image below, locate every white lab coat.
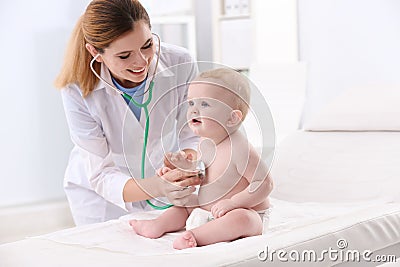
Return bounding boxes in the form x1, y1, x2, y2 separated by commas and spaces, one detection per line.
61, 43, 199, 225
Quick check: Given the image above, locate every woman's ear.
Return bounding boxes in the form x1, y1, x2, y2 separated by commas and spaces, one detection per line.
85, 43, 103, 62
227, 110, 243, 127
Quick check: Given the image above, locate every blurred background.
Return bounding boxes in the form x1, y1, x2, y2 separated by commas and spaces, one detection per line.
1, 0, 399, 244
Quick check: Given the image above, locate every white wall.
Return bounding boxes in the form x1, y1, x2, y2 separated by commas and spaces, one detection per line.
194, 0, 214, 62
298, 0, 400, 126
249, 0, 306, 143
252, 0, 298, 63
0, 1, 88, 207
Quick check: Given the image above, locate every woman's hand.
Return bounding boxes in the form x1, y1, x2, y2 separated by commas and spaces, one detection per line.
211, 199, 238, 218
134, 167, 201, 207
158, 168, 201, 206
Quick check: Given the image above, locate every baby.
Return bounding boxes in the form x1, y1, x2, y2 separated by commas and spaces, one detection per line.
130, 68, 273, 249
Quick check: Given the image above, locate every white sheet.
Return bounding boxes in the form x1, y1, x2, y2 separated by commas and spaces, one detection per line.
28, 198, 378, 256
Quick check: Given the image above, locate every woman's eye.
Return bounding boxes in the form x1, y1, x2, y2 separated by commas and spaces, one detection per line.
119, 54, 130, 60
142, 42, 153, 50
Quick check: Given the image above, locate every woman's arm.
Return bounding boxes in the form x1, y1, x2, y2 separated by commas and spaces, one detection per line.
123, 169, 201, 204
62, 86, 134, 210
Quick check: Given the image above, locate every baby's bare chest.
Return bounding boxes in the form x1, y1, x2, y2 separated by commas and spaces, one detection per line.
198, 144, 248, 207
199, 136, 250, 183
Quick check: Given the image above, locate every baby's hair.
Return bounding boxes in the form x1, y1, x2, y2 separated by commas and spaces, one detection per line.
193, 68, 251, 120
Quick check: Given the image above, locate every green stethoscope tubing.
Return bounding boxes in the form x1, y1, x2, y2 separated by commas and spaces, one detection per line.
121, 82, 173, 210
89, 33, 172, 210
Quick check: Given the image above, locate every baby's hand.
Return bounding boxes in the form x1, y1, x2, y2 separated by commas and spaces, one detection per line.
156, 166, 172, 177
211, 199, 238, 218
164, 151, 195, 171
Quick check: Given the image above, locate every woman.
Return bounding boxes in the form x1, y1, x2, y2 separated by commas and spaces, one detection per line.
55, 0, 200, 225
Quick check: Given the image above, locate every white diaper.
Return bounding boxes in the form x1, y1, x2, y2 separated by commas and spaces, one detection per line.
185, 208, 214, 230
185, 208, 271, 231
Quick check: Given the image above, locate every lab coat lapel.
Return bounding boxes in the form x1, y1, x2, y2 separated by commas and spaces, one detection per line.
95, 64, 146, 178
143, 53, 175, 113
119, 97, 145, 179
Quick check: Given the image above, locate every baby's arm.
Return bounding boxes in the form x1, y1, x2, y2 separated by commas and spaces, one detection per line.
211, 147, 273, 218
164, 151, 195, 170
156, 166, 172, 177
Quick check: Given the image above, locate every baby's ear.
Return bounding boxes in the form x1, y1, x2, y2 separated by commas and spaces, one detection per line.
227, 110, 243, 127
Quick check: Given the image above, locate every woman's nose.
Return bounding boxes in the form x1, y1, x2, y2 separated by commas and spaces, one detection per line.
131, 51, 147, 66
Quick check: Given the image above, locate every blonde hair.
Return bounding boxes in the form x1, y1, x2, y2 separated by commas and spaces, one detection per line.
193, 68, 251, 119
54, 0, 150, 97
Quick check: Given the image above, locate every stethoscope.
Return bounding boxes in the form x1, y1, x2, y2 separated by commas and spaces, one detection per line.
89, 33, 172, 210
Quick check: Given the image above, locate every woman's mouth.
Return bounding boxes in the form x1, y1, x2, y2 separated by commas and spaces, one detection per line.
128, 67, 146, 75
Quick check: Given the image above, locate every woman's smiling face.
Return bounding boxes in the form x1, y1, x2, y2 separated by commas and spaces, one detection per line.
99, 20, 156, 88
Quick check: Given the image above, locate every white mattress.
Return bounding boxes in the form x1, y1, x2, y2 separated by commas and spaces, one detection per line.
1, 198, 399, 266
1, 131, 399, 266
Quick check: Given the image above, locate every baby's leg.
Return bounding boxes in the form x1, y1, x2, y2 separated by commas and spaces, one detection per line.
130, 207, 189, 238
173, 208, 262, 249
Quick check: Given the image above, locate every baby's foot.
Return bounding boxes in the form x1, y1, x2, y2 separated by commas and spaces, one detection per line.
173, 230, 197, 250
129, 219, 165, 239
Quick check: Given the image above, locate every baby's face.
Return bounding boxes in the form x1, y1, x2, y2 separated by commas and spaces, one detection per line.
186, 83, 235, 138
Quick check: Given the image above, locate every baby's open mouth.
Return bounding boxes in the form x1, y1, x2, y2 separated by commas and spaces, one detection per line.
192, 118, 201, 123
